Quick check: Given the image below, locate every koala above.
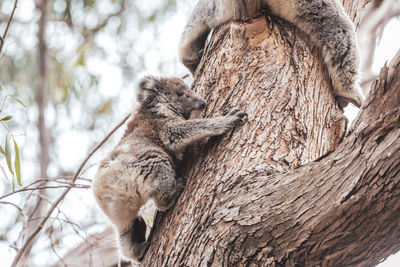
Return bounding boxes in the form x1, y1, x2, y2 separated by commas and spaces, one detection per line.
179, 0, 363, 108
92, 76, 246, 263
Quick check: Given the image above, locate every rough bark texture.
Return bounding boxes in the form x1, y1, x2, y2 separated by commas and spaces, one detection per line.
142, 4, 400, 267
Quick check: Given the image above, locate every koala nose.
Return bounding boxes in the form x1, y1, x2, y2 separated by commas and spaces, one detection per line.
198, 98, 206, 110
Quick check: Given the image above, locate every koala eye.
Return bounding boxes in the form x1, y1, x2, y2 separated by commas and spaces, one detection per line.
176, 91, 184, 97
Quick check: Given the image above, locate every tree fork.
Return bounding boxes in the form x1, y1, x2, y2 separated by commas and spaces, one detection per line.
142, 6, 399, 267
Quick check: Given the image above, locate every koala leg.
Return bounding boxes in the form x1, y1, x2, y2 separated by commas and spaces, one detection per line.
271, 0, 363, 108
118, 217, 149, 262
152, 176, 185, 212
147, 160, 185, 211
298, 1, 363, 107
93, 191, 149, 262
93, 168, 150, 262
179, 0, 233, 74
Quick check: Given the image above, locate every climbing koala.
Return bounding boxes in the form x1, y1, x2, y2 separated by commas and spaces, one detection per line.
92, 76, 247, 262
179, 0, 363, 108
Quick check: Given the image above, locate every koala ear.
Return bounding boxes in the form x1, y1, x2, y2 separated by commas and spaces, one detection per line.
137, 76, 158, 103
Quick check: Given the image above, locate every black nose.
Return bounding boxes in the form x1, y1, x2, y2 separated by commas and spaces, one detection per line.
198, 99, 206, 110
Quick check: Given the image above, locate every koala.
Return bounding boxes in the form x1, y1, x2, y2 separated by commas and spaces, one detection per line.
179, 0, 363, 108
92, 76, 246, 262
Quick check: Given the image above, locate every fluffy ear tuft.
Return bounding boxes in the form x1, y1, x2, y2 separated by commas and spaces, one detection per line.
137, 76, 158, 103
139, 76, 157, 91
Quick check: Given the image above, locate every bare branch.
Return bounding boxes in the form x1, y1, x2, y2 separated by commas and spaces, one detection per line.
10, 113, 130, 266
0, 0, 18, 55
56, 0, 126, 40
0, 184, 90, 200
91, 0, 126, 34
50, 233, 68, 267
358, 0, 400, 94
0, 95, 8, 112
0, 200, 24, 214
0, 176, 91, 200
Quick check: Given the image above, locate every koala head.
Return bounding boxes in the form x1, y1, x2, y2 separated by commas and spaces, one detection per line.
137, 76, 206, 119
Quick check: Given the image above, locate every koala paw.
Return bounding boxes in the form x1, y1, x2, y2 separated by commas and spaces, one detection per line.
197, 49, 204, 59
182, 58, 200, 75
227, 108, 248, 124
175, 177, 186, 195
336, 95, 362, 109
135, 241, 150, 262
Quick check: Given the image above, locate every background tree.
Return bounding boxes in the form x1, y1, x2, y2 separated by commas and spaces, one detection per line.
0, 0, 189, 266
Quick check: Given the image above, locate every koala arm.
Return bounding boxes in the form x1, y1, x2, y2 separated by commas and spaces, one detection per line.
161, 109, 246, 153
179, 0, 233, 74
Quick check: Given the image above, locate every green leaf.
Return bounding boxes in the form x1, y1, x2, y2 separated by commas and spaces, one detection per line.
4, 135, 14, 175
1, 115, 12, 121
11, 96, 26, 108
0, 165, 8, 181
0, 144, 4, 155
13, 140, 21, 186
76, 53, 85, 66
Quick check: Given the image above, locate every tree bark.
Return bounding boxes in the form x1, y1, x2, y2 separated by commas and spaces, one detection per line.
142, 3, 400, 267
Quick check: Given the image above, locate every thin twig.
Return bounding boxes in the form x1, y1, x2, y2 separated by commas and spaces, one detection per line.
0, 0, 18, 55
0, 200, 24, 213
49, 232, 68, 267
0, 177, 90, 200
10, 113, 130, 266
91, 0, 126, 34
0, 185, 90, 200
0, 95, 8, 112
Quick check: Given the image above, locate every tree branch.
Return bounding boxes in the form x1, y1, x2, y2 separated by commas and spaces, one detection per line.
268, 50, 400, 265
10, 113, 130, 267
0, 0, 18, 55
357, 0, 400, 94
91, 0, 126, 34
142, 11, 400, 265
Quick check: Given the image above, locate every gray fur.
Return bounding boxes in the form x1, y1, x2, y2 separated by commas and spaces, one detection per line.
92, 76, 246, 262
179, 0, 363, 108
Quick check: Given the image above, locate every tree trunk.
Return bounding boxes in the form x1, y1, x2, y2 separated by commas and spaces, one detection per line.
16, 0, 51, 265
142, 2, 400, 267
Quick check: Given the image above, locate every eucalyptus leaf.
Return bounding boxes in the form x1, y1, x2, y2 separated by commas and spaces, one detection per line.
4, 135, 14, 175
11, 96, 26, 108
1, 115, 12, 121
0, 144, 4, 155
13, 140, 21, 186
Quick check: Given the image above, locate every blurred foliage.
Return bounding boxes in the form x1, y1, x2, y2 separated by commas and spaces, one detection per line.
0, 0, 181, 180
0, 94, 24, 188
0, 0, 189, 265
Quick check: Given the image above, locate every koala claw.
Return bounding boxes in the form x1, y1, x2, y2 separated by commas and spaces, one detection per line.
227, 108, 248, 126
229, 108, 247, 118
182, 58, 200, 75
336, 96, 362, 109
176, 177, 186, 194
227, 108, 241, 116
197, 49, 204, 58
